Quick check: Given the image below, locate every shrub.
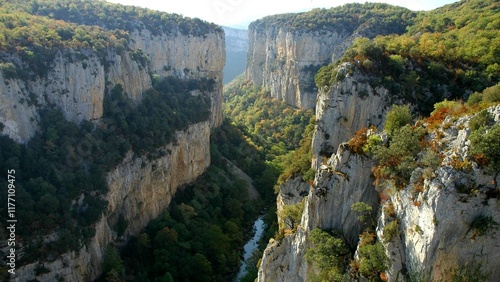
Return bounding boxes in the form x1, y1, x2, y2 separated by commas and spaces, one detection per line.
351, 202, 374, 226
305, 228, 350, 281
469, 124, 500, 187
373, 125, 426, 189
469, 110, 494, 131
279, 199, 305, 232
348, 127, 369, 155
382, 220, 399, 243
482, 84, 500, 103
384, 105, 412, 136
358, 241, 389, 280
363, 134, 382, 155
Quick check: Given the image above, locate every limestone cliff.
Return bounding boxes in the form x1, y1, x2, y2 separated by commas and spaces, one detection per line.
258, 143, 379, 281
312, 63, 390, 168
0, 49, 151, 143
0, 28, 224, 143
258, 67, 500, 281
1, 13, 225, 282
378, 105, 500, 281
246, 26, 345, 109
14, 122, 211, 282
245, 4, 413, 109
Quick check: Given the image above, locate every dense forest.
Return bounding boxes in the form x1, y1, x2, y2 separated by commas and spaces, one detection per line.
0, 0, 220, 79
250, 3, 415, 36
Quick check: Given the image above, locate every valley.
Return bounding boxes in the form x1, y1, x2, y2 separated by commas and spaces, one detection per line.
0, 0, 499, 281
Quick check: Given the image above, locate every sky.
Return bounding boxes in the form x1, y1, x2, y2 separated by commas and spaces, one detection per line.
106, 0, 460, 29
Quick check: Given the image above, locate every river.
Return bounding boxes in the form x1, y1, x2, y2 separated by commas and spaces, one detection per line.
233, 216, 266, 281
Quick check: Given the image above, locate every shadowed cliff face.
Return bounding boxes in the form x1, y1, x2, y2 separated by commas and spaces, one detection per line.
2, 21, 225, 282
246, 26, 345, 109
14, 122, 212, 282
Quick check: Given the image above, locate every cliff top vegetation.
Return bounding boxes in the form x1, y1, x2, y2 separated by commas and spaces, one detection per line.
315, 0, 499, 114
250, 3, 415, 36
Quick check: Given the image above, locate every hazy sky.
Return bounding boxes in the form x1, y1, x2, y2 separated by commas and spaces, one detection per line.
106, 0, 459, 28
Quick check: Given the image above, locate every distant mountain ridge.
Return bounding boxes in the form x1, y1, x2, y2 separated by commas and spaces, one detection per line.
223, 26, 248, 84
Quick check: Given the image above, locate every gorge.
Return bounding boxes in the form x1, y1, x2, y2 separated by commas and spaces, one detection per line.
1, 0, 500, 282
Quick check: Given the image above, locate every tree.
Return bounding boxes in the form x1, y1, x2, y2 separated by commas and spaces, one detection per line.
305, 228, 350, 282
384, 105, 412, 136
102, 246, 124, 278
469, 124, 500, 189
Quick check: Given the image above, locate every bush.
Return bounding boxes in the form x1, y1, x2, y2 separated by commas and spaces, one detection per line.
373, 125, 426, 189
280, 199, 305, 232
469, 110, 494, 131
305, 228, 350, 281
482, 84, 500, 103
384, 105, 412, 136
348, 128, 369, 155
469, 124, 500, 187
358, 242, 389, 280
382, 220, 399, 243
363, 134, 382, 155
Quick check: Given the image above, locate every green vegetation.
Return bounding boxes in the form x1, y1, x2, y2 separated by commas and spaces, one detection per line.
0, 0, 220, 79
305, 228, 350, 282
373, 125, 426, 189
316, 0, 500, 114
358, 241, 389, 281
251, 3, 414, 36
120, 159, 259, 281
469, 121, 500, 189
102, 246, 125, 280
382, 220, 399, 243
0, 77, 212, 262
221, 76, 318, 280
279, 199, 305, 233
349, 232, 389, 282
223, 77, 317, 186
351, 202, 375, 228
384, 105, 412, 136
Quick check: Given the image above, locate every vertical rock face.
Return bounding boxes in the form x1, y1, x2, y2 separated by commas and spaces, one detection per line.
6, 25, 225, 282
246, 26, 345, 109
14, 122, 211, 282
0, 28, 225, 142
258, 143, 379, 282
258, 64, 500, 281
222, 26, 248, 84
378, 106, 500, 281
130, 29, 225, 127
312, 64, 389, 168
0, 50, 151, 143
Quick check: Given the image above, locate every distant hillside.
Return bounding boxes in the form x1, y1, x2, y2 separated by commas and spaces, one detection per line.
223, 26, 248, 84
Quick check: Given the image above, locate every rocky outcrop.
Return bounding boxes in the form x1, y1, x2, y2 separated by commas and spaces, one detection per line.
258, 65, 500, 281
245, 4, 412, 109
246, 26, 345, 109
0, 50, 151, 143
259, 142, 379, 281
312, 64, 389, 168
378, 105, 500, 281
14, 121, 211, 282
